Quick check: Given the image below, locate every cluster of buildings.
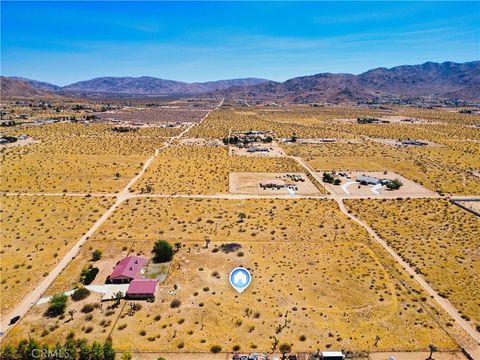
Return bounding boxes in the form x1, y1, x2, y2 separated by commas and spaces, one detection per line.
259, 174, 305, 191
108, 256, 158, 300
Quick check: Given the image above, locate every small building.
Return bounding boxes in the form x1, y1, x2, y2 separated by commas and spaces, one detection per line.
247, 147, 269, 153
356, 175, 381, 185
321, 351, 345, 360
260, 179, 285, 189
401, 139, 428, 146
244, 130, 265, 136
109, 256, 147, 284
126, 279, 158, 299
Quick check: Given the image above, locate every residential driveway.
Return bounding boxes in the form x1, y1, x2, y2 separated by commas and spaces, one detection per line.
37, 284, 130, 305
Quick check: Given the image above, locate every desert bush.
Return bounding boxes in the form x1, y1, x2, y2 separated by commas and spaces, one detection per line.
170, 299, 181, 308
153, 240, 174, 262
91, 249, 102, 261
71, 287, 91, 301
81, 304, 95, 313
210, 345, 222, 353
46, 293, 68, 317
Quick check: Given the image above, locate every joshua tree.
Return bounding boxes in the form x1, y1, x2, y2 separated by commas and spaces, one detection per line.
427, 344, 438, 360
279, 343, 291, 359
270, 336, 279, 353
174, 242, 182, 252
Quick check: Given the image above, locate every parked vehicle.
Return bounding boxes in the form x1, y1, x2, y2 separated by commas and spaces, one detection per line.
9, 315, 20, 325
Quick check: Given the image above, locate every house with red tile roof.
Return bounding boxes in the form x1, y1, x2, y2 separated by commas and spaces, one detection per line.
109, 256, 147, 284
126, 279, 159, 299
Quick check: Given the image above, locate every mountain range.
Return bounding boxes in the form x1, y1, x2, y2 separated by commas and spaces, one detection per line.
2, 61, 479, 102
213, 61, 480, 102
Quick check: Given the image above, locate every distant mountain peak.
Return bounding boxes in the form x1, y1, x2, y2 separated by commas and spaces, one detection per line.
217, 61, 480, 102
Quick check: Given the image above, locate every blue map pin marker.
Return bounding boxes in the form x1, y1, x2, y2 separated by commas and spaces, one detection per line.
229, 267, 251, 293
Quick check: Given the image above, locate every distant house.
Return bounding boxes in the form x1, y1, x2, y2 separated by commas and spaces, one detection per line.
356, 175, 382, 185
244, 130, 265, 136
401, 139, 428, 146
109, 256, 147, 284
126, 279, 158, 299
247, 147, 269, 153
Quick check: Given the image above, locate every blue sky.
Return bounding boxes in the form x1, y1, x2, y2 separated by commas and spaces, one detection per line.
1, 1, 479, 85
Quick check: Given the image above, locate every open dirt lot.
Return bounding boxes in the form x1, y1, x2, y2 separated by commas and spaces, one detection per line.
321, 171, 438, 198
0, 123, 168, 193
179, 138, 223, 146
229, 172, 321, 195
231, 141, 286, 157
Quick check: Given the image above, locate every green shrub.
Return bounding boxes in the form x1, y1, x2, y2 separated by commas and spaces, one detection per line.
81, 267, 99, 285
72, 287, 91, 301
210, 345, 222, 353
153, 240, 174, 262
92, 250, 102, 261
46, 294, 67, 317
81, 304, 95, 313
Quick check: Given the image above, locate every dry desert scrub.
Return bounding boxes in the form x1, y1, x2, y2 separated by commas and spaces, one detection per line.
103, 242, 455, 352
0, 195, 114, 315
133, 146, 313, 194
91, 197, 363, 243
1, 123, 168, 193
283, 141, 480, 195
345, 198, 480, 327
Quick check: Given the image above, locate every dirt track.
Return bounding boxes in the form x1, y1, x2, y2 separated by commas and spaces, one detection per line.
2, 97, 479, 357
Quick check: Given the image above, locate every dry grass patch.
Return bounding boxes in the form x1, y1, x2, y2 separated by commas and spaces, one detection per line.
0, 195, 114, 315
92, 198, 364, 243
285, 142, 480, 195
134, 146, 306, 194
1, 123, 167, 193
7, 242, 457, 352
345, 198, 480, 327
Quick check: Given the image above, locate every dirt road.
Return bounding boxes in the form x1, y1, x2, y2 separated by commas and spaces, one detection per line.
290, 155, 480, 355
0, 98, 224, 336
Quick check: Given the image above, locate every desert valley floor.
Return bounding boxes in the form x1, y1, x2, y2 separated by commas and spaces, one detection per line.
1, 98, 479, 359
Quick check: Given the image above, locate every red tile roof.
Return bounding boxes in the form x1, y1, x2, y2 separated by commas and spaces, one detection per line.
127, 279, 158, 295
110, 256, 147, 280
